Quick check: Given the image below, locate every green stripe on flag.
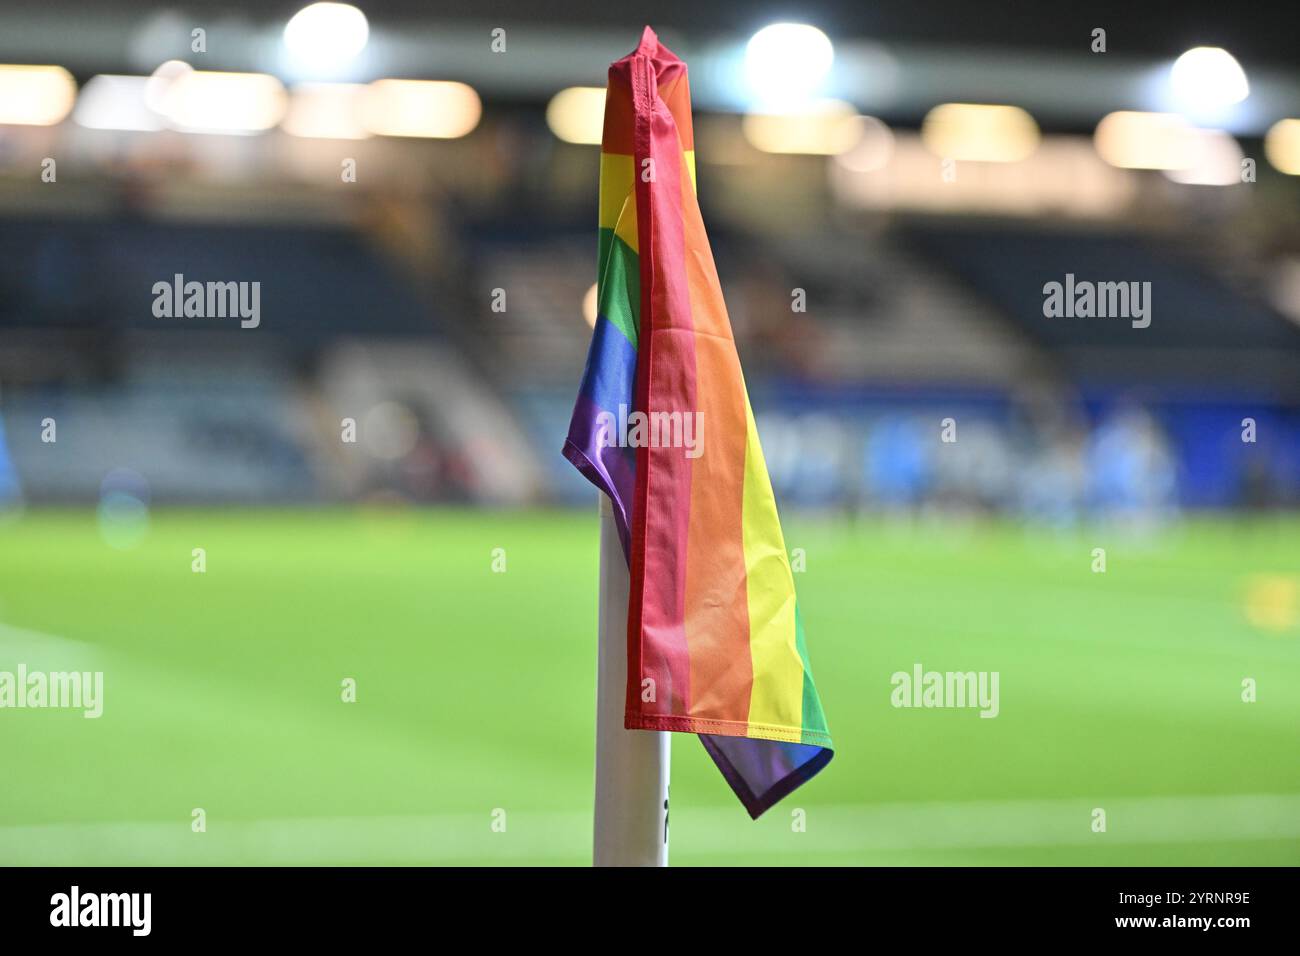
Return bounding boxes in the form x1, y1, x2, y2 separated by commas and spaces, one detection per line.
794, 605, 830, 743
597, 227, 640, 347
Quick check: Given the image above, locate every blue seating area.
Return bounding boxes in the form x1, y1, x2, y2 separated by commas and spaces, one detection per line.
0, 215, 436, 343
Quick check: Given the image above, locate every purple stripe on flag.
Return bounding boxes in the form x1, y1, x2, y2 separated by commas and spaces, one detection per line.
563, 405, 635, 558
564, 312, 639, 555
699, 734, 833, 820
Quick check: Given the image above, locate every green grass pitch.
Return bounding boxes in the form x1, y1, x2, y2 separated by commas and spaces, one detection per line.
1, 508, 1297, 865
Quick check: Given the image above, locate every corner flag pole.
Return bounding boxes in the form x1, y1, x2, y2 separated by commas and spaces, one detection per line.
593, 494, 670, 866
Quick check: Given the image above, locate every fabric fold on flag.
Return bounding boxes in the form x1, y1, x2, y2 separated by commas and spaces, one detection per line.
564, 25, 833, 819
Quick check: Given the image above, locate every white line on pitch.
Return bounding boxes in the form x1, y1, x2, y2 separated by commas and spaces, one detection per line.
1, 793, 1297, 865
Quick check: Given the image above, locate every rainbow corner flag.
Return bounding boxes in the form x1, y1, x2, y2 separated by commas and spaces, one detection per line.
563, 26, 833, 818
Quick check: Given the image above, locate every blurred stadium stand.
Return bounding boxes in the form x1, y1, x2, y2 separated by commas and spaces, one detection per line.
0, 2, 1297, 518
907, 221, 1300, 389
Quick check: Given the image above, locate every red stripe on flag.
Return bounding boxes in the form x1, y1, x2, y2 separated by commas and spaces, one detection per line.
624, 43, 695, 721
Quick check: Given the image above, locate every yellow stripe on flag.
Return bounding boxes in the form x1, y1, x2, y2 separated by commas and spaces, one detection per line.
600, 150, 696, 254
599, 152, 637, 254
739, 397, 805, 739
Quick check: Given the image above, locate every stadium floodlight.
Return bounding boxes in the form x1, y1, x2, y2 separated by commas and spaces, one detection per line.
361, 80, 481, 138
1265, 119, 1300, 175
154, 70, 288, 134
1094, 110, 1196, 170
0, 65, 77, 126
744, 22, 834, 108
921, 103, 1040, 163
284, 3, 370, 76
1170, 46, 1249, 111
547, 87, 607, 145
73, 75, 164, 132
145, 60, 192, 113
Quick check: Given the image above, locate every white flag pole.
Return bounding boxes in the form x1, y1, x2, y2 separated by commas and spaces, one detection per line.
593, 493, 670, 866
